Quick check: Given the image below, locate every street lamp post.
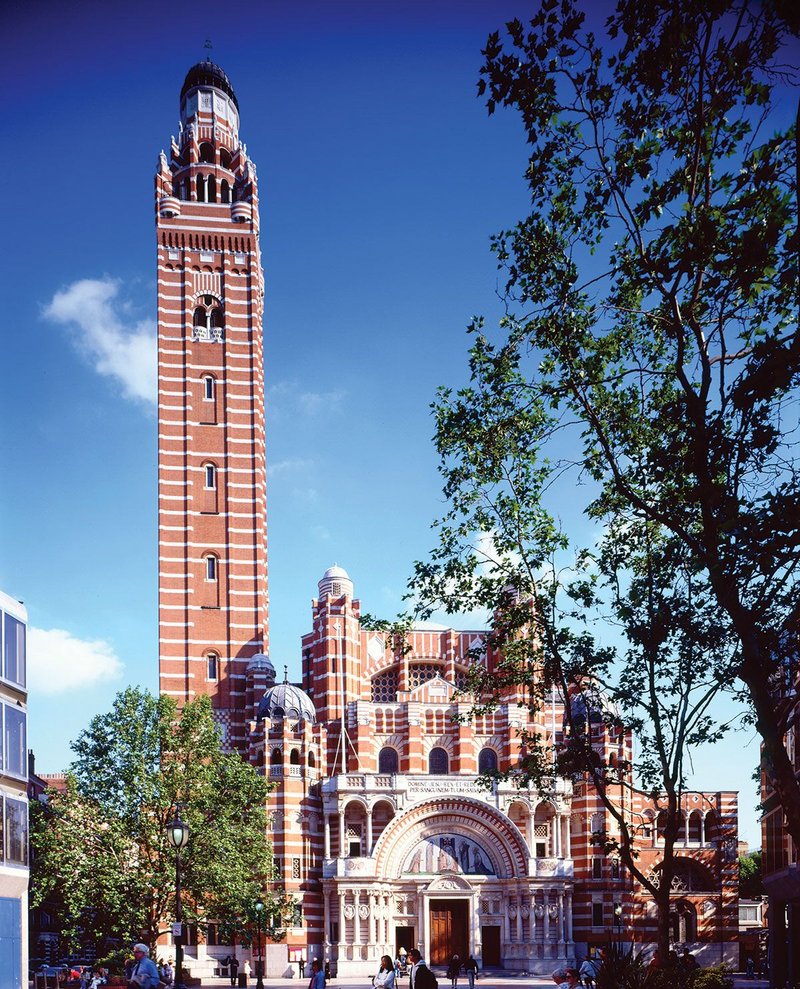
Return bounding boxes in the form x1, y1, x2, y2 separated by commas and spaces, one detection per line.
613, 902, 623, 950
166, 812, 190, 989
255, 899, 265, 989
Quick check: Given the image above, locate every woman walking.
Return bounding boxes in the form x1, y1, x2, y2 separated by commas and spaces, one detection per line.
447, 955, 462, 989
374, 955, 397, 989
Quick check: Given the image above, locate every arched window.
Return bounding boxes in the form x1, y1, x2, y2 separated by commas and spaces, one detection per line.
378, 747, 399, 774
428, 747, 449, 775
219, 148, 232, 169
194, 307, 206, 328
199, 142, 215, 163
290, 749, 301, 766
202, 374, 215, 400
204, 463, 216, 489
669, 902, 696, 942
270, 748, 281, 765
196, 174, 206, 202
220, 179, 230, 203
205, 554, 217, 581
211, 307, 224, 328
478, 748, 498, 773
207, 652, 218, 680
308, 751, 316, 768
207, 175, 217, 203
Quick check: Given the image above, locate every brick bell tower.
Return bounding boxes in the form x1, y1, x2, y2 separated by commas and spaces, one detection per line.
156, 60, 268, 753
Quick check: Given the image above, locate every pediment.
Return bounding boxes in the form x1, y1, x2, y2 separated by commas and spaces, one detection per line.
410, 676, 455, 702
427, 873, 473, 892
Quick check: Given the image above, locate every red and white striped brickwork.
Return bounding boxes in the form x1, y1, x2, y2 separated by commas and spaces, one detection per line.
156, 62, 268, 753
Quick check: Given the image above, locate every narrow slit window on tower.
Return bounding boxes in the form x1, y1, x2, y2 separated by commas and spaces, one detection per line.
206, 555, 217, 581
207, 653, 218, 680
196, 174, 206, 202
204, 464, 216, 488
203, 375, 215, 400
220, 179, 230, 203
208, 175, 217, 203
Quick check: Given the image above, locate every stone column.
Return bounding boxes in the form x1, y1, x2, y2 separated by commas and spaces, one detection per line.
516, 893, 523, 942
324, 815, 331, 859
354, 889, 362, 946
557, 890, 565, 950
339, 811, 346, 859
565, 889, 573, 945
700, 814, 706, 845
367, 808, 374, 854
419, 892, 428, 954
564, 817, 572, 859
543, 888, 550, 951
338, 889, 346, 957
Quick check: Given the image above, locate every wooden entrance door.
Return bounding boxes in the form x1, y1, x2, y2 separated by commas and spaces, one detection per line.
429, 900, 468, 965
480, 926, 501, 967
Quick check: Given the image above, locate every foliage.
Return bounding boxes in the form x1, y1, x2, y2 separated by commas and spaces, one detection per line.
595, 943, 651, 989
409, 0, 799, 955
30, 687, 281, 953
96, 948, 130, 977
595, 946, 732, 989
738, 849, 763, 898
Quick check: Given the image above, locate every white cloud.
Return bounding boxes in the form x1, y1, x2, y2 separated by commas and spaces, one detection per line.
44, 277, 156, 405
268, 457, 315, 476
28, 627, 124, 695
267, 381, 346, 418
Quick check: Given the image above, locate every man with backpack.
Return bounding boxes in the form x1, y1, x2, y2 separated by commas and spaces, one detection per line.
408, 949, 437, 989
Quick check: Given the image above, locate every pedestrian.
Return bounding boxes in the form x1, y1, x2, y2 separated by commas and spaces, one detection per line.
679, 949, 698, 972
579, 957, 598, 988
465, 956, 478, 989
556, 970, 580, 989
229, 955, 240, 987
127, 943, 161, 988
408, 949, 437, 989
159, 960, 174, 986
325, 961, 332, 982
447, 955, 461, 989
244, 960, 252, 983
309, 958, 326, 989
374, 955, 397, 989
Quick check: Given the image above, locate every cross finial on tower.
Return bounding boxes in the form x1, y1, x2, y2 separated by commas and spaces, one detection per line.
284, 665, 289, 684
204, 38, 213, 61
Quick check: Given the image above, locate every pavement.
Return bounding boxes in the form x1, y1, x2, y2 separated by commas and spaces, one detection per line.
195, 976, 771, 989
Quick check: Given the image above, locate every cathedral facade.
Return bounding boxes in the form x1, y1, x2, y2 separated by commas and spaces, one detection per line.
155, 61, 739, 977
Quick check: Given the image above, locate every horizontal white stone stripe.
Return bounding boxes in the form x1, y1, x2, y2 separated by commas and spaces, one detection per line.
160, 638, 262, 645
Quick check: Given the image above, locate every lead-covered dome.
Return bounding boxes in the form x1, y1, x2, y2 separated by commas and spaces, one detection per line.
258, 682, 316, 723
180, 59, 239, 111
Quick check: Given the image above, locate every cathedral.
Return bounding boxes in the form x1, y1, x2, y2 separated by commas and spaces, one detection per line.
155, 60, 739, 978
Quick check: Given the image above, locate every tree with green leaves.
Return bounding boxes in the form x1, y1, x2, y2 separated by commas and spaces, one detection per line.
738, 849, 763, 899
407, 0, 798, 955
31, 687, 286, 955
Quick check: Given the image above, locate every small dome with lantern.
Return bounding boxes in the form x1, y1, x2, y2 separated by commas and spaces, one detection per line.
257, 677, 316, 724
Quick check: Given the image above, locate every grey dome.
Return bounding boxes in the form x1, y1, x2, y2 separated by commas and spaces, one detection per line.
247, 652, 276, 680
181, 59, 239, 110
258, 682, 316, 723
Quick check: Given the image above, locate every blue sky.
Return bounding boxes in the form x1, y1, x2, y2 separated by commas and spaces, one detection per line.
2, 0, 761, 844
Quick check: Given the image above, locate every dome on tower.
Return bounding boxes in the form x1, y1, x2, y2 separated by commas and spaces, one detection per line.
257, 682, 316, 724
180, 59, 239, 111
318, 564, 353, 600
247, 652, 276, 681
